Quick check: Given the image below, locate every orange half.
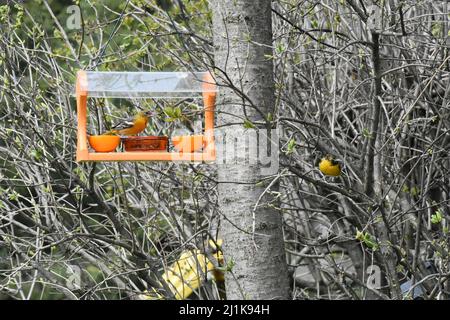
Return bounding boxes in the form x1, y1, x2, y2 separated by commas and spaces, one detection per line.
88, 135, 120, 153
172, 135, 204, 153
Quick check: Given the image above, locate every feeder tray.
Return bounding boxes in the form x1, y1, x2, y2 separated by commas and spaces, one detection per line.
75, 71, 217, 162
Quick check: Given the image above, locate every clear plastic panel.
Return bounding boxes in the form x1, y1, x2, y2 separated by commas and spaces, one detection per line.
80, 71, 216, 98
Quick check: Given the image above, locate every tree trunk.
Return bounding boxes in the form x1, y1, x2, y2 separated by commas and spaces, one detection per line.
211, 0, 290, 299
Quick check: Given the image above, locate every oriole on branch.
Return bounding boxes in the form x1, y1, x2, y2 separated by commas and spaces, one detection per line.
104, 110, 154, 136
318, 154, 342, 177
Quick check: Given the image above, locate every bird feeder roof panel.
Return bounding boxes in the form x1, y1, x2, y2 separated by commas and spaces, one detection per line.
76, 71, 217, 98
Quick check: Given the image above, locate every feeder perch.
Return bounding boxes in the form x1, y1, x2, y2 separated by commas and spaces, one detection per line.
75, 71, 217, 162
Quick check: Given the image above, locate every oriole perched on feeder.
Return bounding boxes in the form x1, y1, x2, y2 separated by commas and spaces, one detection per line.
318, 154, 342, 177
104, 110, 154, 136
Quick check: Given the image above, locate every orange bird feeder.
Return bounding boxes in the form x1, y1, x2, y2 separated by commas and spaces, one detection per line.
75, 71, 217, 162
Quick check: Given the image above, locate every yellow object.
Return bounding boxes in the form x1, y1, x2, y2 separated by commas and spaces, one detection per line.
143, 240, 223, 300
319, 155, 342, 176
105, 111, 153, 136
162, 250, 213, 299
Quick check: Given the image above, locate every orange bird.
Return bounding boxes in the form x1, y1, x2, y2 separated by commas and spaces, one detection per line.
105, 110, 154, 136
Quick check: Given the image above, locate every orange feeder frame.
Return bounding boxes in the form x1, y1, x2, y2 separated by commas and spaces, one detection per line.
75, 71, 217, 162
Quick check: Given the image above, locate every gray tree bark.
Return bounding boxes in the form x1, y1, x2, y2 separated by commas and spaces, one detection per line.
211, 0, 290, 299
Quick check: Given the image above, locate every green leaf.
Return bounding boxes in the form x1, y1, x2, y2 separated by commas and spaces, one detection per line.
174, 106, 182, 118
432, 23, 441, 37
215, 258, 235, 273
362, 128, 372, 138
286, 138, 296, 155
8, 191, 19, 201
226, 258, 235, 272
164, 106, 182, 121
334, 13, 341, 24
30, 149, 42, 160
164, 106, 174, 117
431, 210, 443, 224
318, 34, 327, 42
355, 230, 364, 241
276, 43, 285, 54
356, 230, 378, 251
243, 119, 255, 129
0, 5, 8, 24
86, 265, 103, 282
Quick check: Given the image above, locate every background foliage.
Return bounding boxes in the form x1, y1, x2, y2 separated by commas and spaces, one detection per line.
1, 0, 449, 300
